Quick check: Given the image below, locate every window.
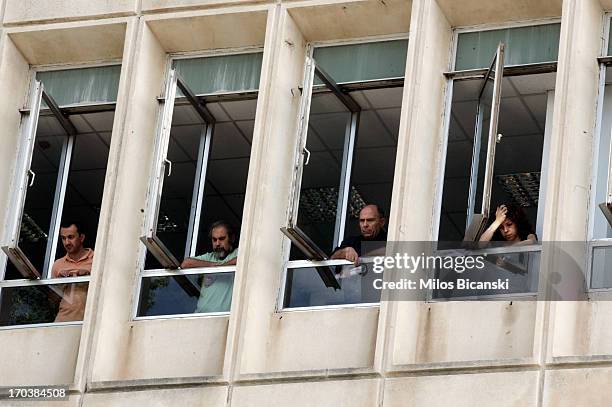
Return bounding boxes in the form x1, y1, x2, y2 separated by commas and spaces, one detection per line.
136, 52, 261, 318
281, 39, 407, 308
589, 16, 612, 289
0, 65, 119, 326
434, 22, 560, 299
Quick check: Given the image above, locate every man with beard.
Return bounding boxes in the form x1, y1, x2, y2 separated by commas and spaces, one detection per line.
51, 220, 94, 322
181, 221, 237, 313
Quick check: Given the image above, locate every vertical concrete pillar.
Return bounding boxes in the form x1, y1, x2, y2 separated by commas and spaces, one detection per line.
539, 0, 603, 361
374, 0, 452, 373
223, 4, 308, 378
87, 17, 167, 383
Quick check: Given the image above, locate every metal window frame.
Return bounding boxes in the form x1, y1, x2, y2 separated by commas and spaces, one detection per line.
282, 43, 419, 310
136, 53, 263, 319
1, 82, 80, 280
426, 243, 542, 302
0, 62, 122, 328
282, 52, 361, 259
139, 69, 216, 270
464, 43, 505, 241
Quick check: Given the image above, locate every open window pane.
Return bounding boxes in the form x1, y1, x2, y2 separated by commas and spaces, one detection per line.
4, 115, 65, 280
0, 282, 89, 326
137, 272, 234, 317
464, 45, 504, 241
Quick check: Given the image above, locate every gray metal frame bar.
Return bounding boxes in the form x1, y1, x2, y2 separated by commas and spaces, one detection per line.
444, 62, 557, 80
41, 91, 77, 137
333, 111, 360, 247
4, 82, 45, 255
600, 125, 612, 227
186, 124, 213, 258
313, 63, 361, 113
176, 73, 216, 125
288, 55, 316, 225
43, 135, 74, 278
481, 43, 506, 217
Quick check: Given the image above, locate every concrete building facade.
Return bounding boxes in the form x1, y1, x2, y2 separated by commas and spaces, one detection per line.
0, 0, 611, 406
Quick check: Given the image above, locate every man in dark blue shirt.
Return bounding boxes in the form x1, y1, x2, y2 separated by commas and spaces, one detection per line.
331, 204, 387, 265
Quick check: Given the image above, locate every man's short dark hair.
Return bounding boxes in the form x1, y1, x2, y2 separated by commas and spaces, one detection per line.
208, 221, 236, 244
60, 219, 85, 236
363, 204, 385, 218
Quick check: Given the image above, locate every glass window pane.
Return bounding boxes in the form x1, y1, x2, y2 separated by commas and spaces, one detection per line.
313, 40, 408, 84
433, 250, 539, 299
37, 65, 121, 107
591, 246, 612, 289
0, 282, 88, 326
455, 24, 560, 70
5, 115, 66, 280
174, 53, 263, 95
137, 272, 234, 316
284, 263, 380, 307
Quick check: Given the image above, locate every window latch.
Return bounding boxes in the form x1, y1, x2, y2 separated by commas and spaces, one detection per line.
496, 133, 503, 143
164, 158, 172, 177
28, 169, 36, 187
303, 147, 311, 166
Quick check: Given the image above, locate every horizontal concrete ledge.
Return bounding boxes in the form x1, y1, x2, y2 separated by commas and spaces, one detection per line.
87, 376, 227, 392
387, 358, 541, 376
234, 367, 379, 385
2, 12, 138, 28
548, 355, 612, 368
140, 0, 274, 16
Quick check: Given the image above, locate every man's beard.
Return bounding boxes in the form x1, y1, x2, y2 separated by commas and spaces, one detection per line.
214, 247, 229, 259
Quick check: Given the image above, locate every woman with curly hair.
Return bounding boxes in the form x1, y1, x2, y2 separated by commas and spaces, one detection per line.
479, 203, 537, 244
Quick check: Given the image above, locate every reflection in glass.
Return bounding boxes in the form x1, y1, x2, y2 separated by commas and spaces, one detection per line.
137, 272, 234, 316
433, 250, 539, 299
284, 262, 381, 307
0, 283, 88, 326
591, 246, 612, 289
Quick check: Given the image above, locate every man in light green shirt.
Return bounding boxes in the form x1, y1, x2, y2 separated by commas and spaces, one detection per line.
181, 221, 237, 313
